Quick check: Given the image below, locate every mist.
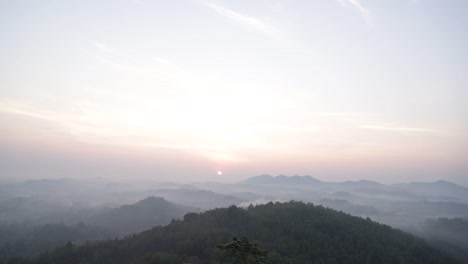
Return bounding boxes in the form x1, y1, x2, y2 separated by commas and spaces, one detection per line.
1, 0, 468, 263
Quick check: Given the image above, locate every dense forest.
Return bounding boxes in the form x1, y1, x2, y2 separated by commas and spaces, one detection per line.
0, 197, 193, 262
8, 201, 460, 264
0, 223, 110, 263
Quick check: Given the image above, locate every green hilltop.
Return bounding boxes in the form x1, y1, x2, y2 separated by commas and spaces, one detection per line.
18, 201, 460, 264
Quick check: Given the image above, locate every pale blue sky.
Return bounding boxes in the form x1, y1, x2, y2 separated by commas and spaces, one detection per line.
0, 0, 467, 184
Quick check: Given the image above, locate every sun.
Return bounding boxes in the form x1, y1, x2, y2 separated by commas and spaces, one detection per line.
217, 171, 223, 175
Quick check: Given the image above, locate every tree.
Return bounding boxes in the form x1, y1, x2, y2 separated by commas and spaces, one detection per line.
217, 237, 268, 264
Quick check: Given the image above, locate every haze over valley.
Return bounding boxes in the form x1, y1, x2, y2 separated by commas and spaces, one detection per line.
1, 0, 467, 263
1, 176, 468, 263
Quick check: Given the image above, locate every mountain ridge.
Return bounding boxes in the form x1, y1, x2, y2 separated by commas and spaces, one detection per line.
242, 175, 466, 188
242, 174, 322, 185
25, 201, 460, 264
87, 196, 193, 236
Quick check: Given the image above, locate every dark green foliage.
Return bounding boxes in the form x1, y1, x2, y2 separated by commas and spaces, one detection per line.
0, 196, 194, 262
16, 202, 461, 264
217, 236, 268, 264
0, 222, 110, 263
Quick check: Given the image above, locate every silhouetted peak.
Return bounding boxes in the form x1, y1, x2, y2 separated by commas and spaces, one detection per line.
243, 175, 321, 185
432, 180, 457, 186
137, 196, 168, 205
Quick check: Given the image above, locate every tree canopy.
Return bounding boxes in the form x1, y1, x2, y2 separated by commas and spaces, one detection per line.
9, 201, 461, 264
217, 236, 268, 264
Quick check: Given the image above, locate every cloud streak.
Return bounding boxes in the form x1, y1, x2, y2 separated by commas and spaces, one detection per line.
345, 0, 369, 15
360, 125, 435, 133
203, 2, 282, 40
336, 0, 371, 23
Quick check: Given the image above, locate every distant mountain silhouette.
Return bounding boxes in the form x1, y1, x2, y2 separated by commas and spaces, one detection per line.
88, 196, 194, 236
393, 180, 468, 198
242, 175, 465, 194
335, 179, 385, 189
242, 174, 322, 185
0, 178, 77, 196
143, 188, 245, 209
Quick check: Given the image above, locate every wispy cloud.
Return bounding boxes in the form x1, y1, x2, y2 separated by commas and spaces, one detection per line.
94, 42, 114, 54
360, 125, 435, 132
0, 102, 57, 122
137, 143, 220, 151
137, 143, 247, 162
93, 42, 180, 78
308, 112, 375, 117
93, 42, 146, 73
335, 0, 371, 23
203, 2, 282, 40
199, 150, 247, 163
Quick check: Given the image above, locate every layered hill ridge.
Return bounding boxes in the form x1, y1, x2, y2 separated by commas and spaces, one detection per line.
241, 175, 468, 198
242, 175, 466, 189
242, 174, 322, 185
87, 196, 194, 236
28, 201, 459, 264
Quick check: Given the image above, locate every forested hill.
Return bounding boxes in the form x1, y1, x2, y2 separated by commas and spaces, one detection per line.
87, 196, 194, 236
22, 202, 459, 264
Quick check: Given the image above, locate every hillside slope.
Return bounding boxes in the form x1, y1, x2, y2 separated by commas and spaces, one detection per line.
87, 196, 194, 236
27, 202, 459, 264
410, 217, 468, 263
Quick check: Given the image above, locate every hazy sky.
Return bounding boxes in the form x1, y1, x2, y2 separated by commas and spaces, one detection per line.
1, 0, 467, 184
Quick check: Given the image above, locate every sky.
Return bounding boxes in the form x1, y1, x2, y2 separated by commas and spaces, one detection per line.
0, 0, 467, 184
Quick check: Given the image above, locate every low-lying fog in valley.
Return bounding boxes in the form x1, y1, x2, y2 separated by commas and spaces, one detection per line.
2, 0, 468, 263
1, 175, 468, 262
